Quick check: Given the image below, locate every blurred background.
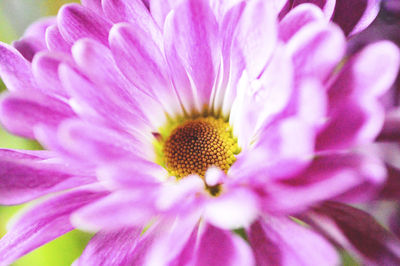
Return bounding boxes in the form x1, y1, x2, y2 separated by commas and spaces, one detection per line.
0, 1, 91, 265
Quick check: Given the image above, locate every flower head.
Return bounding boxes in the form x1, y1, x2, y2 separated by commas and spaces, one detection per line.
0, 0, 399, 265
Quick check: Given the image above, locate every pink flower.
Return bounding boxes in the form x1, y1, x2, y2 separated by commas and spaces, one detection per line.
0, 0, 399, 265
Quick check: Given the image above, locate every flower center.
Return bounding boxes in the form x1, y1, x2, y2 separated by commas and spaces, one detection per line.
162, 117, 239, 178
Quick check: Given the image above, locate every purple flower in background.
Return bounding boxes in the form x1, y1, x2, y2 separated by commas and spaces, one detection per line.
0, 0, 399, 265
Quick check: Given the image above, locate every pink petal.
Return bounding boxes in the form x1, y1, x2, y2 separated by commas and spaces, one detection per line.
195, 223, 255, 266
55, 119, 153, 164
75, 228, 141, 266
0, 92, 75, 139
0, 42, 37, 92
230, 48, 293, 147
232, 0, 277, 79
58, 4, 112, 45
248, 217, 339, 266
332, 0, 379, 36
97, 161, 164, 190
204, 187, 259, 229
72, 190, 157, 231
0, 188, 108, 265
291, 0, 336, 19
58, 64, 153, 136
12, 17, 56, 61
261, 153, 385, 214
309, 201, 400, 264
317, 41, 400, 151
145, 211, 201, 265
31, 51, 71, 99
0, 149, 95, 205
109, 23, 182, 116
279, 3, 325, 42
164, 0, 219, 110
102, 0, 157, 31
156, 175, 204, 211
230, 117, 314, 181
286, 21, 346, 82
71, 38, 145, 110
149, 0, 183, 27
81, 0, 104, 13
13, 37, 45, 62
45, 25, 71, 53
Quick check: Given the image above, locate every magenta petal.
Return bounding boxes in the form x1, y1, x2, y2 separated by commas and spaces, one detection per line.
291, 0, 336, 19
97, 161, 164, 190
0, 92, 75, 139
309, 201, 400, 264
287, 21, 345, 82
0, 149, 95, 205
279, 3, 325, 42
145, 211, 201, 265
204, 187, 259, 229
31, 52, 70, 99
164, 0, 219, 109
262, 153, 385, 214
55, 119, 153, 164
58, 64, 153, 135
333, 0, 379, 36
72, 190, 157, 231
75, 228, 141, 266
45, 25, 71, 53
232, 0, 277, 79
248, 217, 338, 266
102, 0, 156, 30
12, 17, 56, 61
0, 188, 108, 265
149, 0, 183, 27
317, 41, 400, 151
0, 42, 37, 92
13, 38, 45, 62
195, 223, 254, 266
109, 23, 182, 115
58, 4, 112, 45
81, 0, 104, 13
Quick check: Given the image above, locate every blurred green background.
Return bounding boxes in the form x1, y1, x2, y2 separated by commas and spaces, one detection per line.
0, 1, 91, 265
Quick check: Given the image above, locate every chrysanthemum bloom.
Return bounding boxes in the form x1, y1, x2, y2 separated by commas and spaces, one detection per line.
0, 0, 399, 265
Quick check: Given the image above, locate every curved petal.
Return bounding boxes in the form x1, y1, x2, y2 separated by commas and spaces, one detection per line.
45, 25, 71, 53
309, 201, 400, 265
232, 0, 277, 79
248, 217, 339, 266
109, 23, 182, 116
317, 41, 400, 151
0, 188, 108, 265
291, 0, 336, 19
279, 3, 325, 42
259, 153, 385, 214
195, 223, 255, 266
0, 42, 37, 92
0, 149, 95, 205
286, 21, 346, 83
75, 228, 141, 266
58, 4, 112, 45
12, 17, 56, 61
204, 187, 259, 230
332, 0, 379, 36
0, 92, 75, 139
164, 0, 220, 111
31, 51, 71, 99
71, 190, 158, 231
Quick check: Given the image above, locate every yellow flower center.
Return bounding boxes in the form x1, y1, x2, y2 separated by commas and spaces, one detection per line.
161, 117, 239, 178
